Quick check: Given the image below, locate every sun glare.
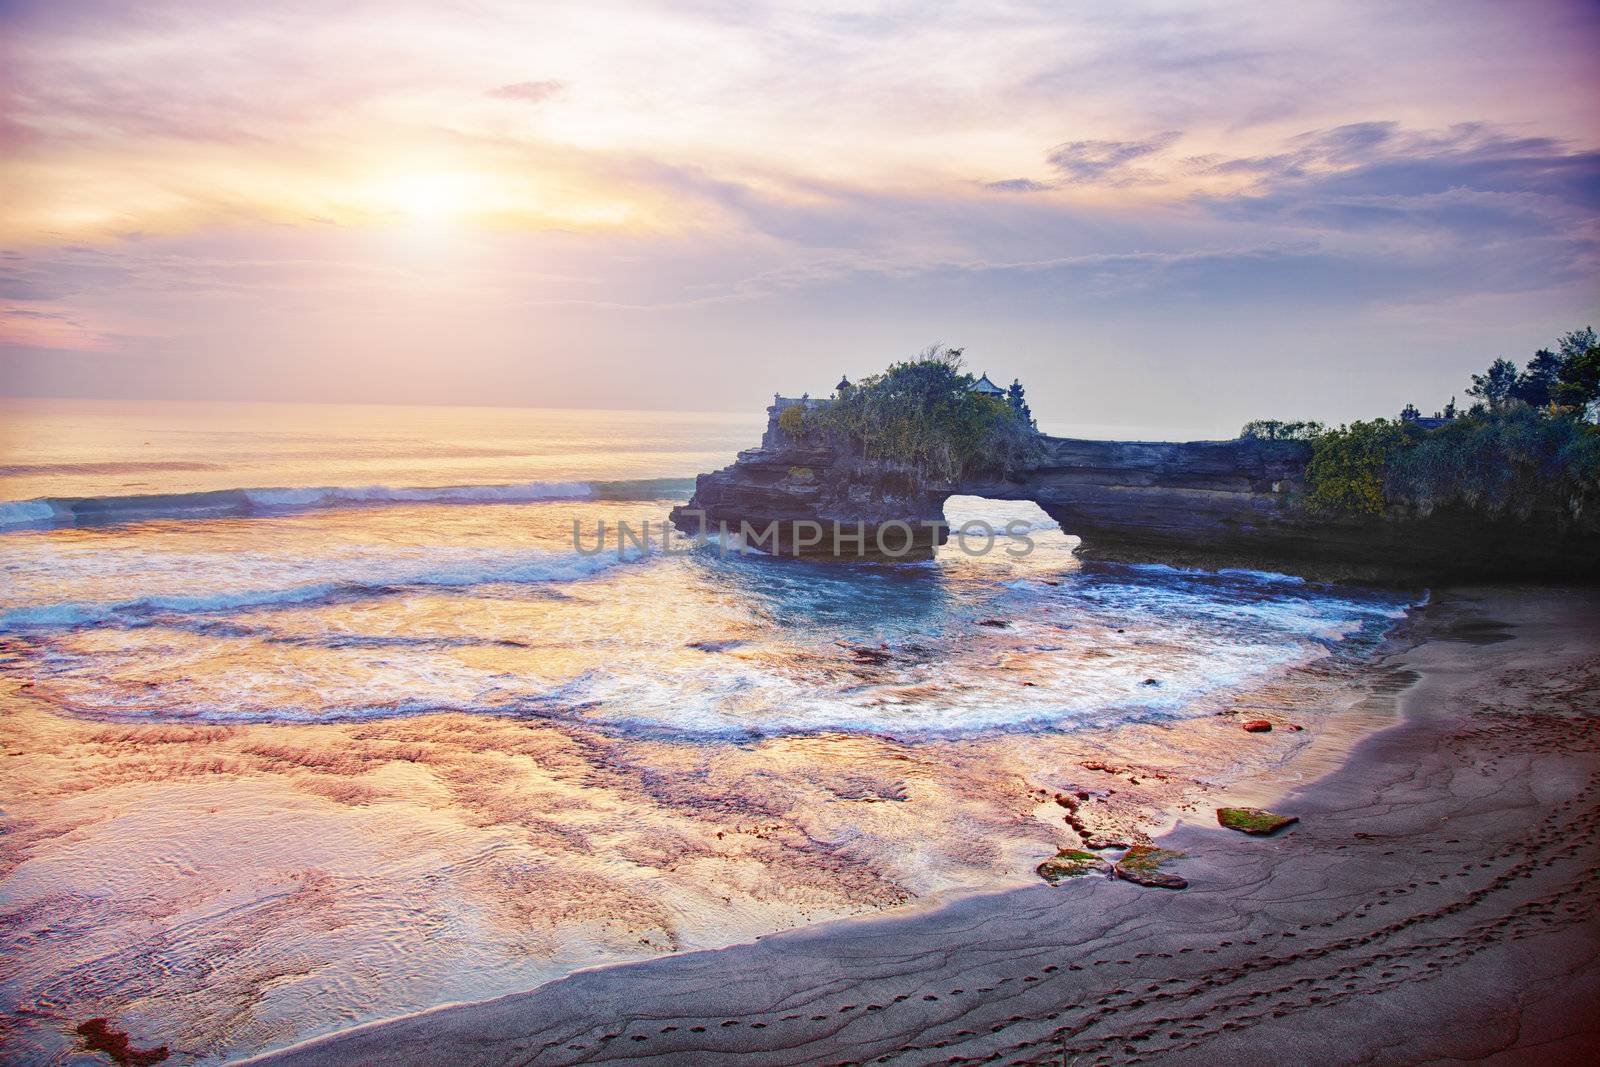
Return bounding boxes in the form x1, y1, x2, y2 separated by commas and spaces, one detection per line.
374, 172, 481, 223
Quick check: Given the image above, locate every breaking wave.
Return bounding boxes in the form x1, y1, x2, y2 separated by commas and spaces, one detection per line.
0, 549, 628, 632
0, 477, 696, 531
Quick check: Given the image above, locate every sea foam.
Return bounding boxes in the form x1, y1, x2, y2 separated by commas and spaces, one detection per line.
0, 549, 626, 632
0, 500, 58, 528
0, 481, 609, 531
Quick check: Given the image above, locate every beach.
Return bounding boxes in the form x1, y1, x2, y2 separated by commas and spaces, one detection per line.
0, 558, 1410, 1065
0, 399, 1446, 1066
239, 584, 1600, 1066
1, 402, 1593, 1066
7, 0, 1600, 1061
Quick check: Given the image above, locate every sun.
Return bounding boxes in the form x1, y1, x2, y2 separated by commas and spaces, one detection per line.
373, 171, 480, 223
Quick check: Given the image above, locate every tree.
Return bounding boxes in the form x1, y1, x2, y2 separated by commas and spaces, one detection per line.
1400, 403, 1421, 421
1239, 419, 1325, 441
816, 345, 1039, 479
1511, 349, 1562, 407
1556, 326, 1596, 363
1006, 379, 1034, 427
1467, 358, 1519, 409
1553, 347, 1600, 407
1551, 327, 1600, 407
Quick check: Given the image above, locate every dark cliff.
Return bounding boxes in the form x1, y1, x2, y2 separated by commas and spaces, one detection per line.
670, 399, 1598, 580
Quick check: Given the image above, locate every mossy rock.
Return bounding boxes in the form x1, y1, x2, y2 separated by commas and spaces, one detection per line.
1036, 848, 1109, 884
1217, 807, 1299, 835
1112, 845, 1187, 889
787, 465, 815, 482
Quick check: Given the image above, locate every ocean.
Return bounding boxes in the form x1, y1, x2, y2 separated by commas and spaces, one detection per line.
0, 398, 1417, 1063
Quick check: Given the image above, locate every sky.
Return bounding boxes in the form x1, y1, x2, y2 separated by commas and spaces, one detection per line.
1, 0, 1597, 438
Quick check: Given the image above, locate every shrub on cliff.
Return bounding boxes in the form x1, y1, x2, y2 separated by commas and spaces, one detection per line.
1385, 406, 1600, 522
817, 346, 1039, 480
1303, 408, 1600, 524
1305, 419, 1410, 515
1297, 325, 1600, 524
777, 405, 806, 436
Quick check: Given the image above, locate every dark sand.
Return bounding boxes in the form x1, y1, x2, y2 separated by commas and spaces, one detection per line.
241, 586, 1600, 1066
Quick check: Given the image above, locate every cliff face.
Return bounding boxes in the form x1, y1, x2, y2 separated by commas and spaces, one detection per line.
669, 401, 1598, 580
668, 401, 954, 557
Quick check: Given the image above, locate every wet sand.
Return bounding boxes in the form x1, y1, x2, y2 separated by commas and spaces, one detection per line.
0, 574, 1404, 1064
241, 586, 1600, 1066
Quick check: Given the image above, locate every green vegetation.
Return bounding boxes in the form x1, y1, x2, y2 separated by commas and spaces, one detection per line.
1471, 327, 1598, 409
1386, 406, 1600, 522
1305, 419, 1411, 515
1111, 845, 1188, 889
1216, 807, 1299, 835
1467, 357, 1520, 409
1242, 326, 1600, 523
1006, 378, 1034, 425
1550, 328, 1600, 406
1303, 410, 1599, 521
1239, 419, 1325, 441
1112, 845, 1184, 874
777, 405, 806, 436
817, 345, 1039, 480
1036, 848, 1108, 883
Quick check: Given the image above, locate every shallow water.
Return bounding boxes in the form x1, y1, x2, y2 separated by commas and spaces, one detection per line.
0, 399, 1416, 1063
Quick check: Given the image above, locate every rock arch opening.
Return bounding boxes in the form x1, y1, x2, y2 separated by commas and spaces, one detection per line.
938, 494, 1073, 562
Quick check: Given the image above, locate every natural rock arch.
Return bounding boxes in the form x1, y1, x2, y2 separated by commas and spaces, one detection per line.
669, 397, 1594, 580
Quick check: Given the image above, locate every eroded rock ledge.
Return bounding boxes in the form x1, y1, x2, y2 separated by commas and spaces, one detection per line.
669, 399, 1598, 580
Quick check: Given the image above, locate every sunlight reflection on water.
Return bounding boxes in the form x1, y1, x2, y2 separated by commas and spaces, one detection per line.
0, 402, 1416, 1065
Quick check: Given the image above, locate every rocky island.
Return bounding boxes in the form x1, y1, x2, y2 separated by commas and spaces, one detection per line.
672, 356, 1600, 580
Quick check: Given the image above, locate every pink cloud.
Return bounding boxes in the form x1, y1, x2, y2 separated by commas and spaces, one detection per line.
487, 80, 564, 104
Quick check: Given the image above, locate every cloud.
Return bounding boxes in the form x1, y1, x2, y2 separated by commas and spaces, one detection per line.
487, 79, 564, 104
2, 306, 71, 319
1046, 131, 1182, 184
0, 2, 1596, 423
0, 300, 108, 350
985, 131, 1182, 192
1207, 121, 1599, 202
1197, 121, 1600, 262
982, 178, 1053, 193
1110, 120, 1600, 315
